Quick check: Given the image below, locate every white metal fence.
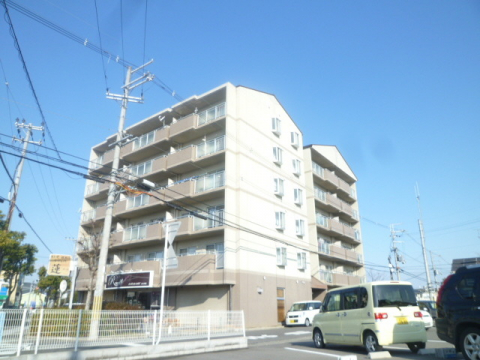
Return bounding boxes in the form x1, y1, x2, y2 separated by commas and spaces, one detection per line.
0, 309, 245, 357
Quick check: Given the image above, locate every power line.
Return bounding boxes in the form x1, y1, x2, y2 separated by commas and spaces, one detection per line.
1, 0, 62, 160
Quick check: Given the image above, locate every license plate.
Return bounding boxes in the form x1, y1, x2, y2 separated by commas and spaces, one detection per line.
396, 317, 408, 325
289, 320, 297, 323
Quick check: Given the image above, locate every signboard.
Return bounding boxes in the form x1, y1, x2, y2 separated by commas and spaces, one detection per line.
105, 271, 153, 289
47, 254, 72, 276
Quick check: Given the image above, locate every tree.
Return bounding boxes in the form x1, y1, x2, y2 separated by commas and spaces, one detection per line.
37, 266, 70, 307
3, 242, 37, 306
76, 226, 107, 310
0, 210, 26, 274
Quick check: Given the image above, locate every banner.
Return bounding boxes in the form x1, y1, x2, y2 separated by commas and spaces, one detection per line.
164, 222, 181, 269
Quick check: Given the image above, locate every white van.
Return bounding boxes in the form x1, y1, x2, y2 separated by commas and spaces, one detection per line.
312, 281, 427, 353
286, 301, 322, 327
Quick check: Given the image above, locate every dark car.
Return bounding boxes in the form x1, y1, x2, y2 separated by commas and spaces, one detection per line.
418, 300, 437, 319
436, 265, 480, 360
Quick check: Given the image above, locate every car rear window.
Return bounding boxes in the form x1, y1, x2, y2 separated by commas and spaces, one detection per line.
290, 303, 307, 311
373, 285, 417, 308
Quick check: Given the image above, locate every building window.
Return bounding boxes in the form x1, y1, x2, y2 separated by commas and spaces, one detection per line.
314, 186, 326, 202
273, 147, 283, 165
354, 229, 361, 241
195, 170, 225, 193
131, 160, 153, 177
297, 252, 306, 270
272, 117, 281, 135
147, 251, 163, 261
197, 135, 226, 158
124, 224, 147, 242
133, 130, 155, 150
276, 247, 287, 266
294, 188, 303, 205
126, 254, 144, 262
179, 247, 197, 257
295, 219, 305, 236
274, 178, 284, 196
275, 211, 286, 230
290, 132, 300, 148
198, 103, 226, 126
316, 213, 329, 227
126, 193, 150, 209
292, 159, 301, 176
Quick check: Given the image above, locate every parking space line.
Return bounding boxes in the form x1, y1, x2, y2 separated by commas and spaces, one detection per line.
285, 347, 350, 358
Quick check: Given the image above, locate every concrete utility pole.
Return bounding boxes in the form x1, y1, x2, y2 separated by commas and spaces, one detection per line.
91, 61, 154, 315
416, 183, 433, 300
389, 224, 405, 281
6, 120, 43, 231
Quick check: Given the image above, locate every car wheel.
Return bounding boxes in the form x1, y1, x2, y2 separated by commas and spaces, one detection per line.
460, 327, 480, 360
364, 331, 383, 353
305, 318, 310, 327
313, 329, 325, 348
407, 342, 426, 354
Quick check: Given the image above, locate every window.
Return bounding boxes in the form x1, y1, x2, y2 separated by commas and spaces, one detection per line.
197, 135, 226, 158
295, 219, 305, 236
316, 213, 329, 227
290, 132, 300, 148
133, 130, 155, 150
325, 292, 341, 312
196, 170, 225, 193
274, 178, 284, 196
124, 224, 147, 241
314, 186, 326, 202
275, 211, 286, 230
276, 247, 287, 266
126, 254, 143, 262
147, 251, 163, 261
272, 117, 281, 135
343, 289, 359, 310
131, 160, 153, 177
273, 147, 283, 165
292, 159, 301, 175
126, 193, 150, 209
297, 252, 306, 270
179, 247, 197, 257
198, 103, 226, 126
354, 229, 361, 241
206, 244, 215, 254
294, 188, 303, 205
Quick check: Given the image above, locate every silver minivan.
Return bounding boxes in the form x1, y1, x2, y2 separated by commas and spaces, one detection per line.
312, 281, 427, 353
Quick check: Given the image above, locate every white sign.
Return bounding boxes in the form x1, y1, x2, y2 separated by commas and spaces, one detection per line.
164, 222, 181, 269
59, 280, 67, 293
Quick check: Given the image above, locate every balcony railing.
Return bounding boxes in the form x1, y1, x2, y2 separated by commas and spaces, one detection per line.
81, 209, 96, 223
197, 135, 225, 158
319, 270, 333, 283
198, 103, 226, 126
193, 210, 225, 231
195, 171, 225, 193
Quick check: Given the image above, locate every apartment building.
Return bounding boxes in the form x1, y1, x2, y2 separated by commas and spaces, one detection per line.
76, 83, 365, 327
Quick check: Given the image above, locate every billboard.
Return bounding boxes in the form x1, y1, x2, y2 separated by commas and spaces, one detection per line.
47, 254, 72, 276
105, 271, 153, 289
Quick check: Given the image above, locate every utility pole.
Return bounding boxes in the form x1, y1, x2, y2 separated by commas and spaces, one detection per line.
389, 224, 405, 281
430, 251, 440, 293
6, 120, 44, 231
90, 61, 154, 334
416, 183, 433, 300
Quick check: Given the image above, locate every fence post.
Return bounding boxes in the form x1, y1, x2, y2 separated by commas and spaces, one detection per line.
75, 310, 83, 351
34, 309, 44, 354
241, 310, 246, 337
152, 310, 157, 346
207, 310, 211, 341
16, 309, 28, 356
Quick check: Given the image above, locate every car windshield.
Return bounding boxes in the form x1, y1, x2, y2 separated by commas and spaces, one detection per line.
373, 285, 417, 308
290, 303, 307, 311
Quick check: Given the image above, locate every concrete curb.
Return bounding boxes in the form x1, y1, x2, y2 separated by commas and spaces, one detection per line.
13, 337, 248, 360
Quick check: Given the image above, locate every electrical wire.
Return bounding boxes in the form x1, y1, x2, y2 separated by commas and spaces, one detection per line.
93, 0, 108, 91
0, 195, 53, 254
1, 0, 62, 160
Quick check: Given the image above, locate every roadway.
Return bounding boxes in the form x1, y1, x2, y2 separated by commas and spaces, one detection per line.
165, 325, 460, 360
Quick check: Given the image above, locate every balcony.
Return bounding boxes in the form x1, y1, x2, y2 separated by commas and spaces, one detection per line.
81, 205, 107, 225
166, 146, 196, 173
337, 178, 355, 201
90, 149, 115, 174
121, 127, 169, 163
318, 243, 363, 265
316, 216, 360, 243
331, 273, 363, 287
84, 181, 110, 201
169, 113, 197, 142
103, 253, 226, 288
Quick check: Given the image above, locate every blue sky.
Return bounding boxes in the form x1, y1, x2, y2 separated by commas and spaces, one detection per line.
1, 0, 479, 288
